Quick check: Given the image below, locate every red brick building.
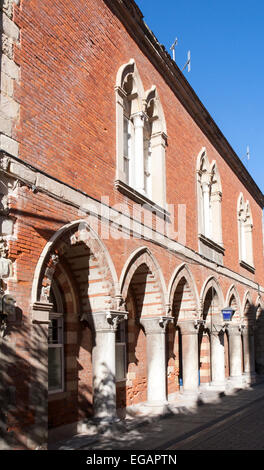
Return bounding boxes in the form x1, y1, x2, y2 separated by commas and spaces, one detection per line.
0, 0, 264, 449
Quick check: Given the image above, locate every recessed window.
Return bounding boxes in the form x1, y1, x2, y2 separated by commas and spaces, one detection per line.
237, 194, 254, 270
115, 59, 168, 210
48, 282, 64, 394
196, 149, 224, 264
115, 321, 127, 382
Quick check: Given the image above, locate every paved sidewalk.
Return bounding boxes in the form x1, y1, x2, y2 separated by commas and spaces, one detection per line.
48, 382, 264, 450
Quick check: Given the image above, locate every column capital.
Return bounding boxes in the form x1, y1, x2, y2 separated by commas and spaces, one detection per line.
209, 323, 225, 336
31, 301, 53, 324
228, 324, 242, 336
201, 180, 210, 192
141, 316, 174, 335
178, 320, 199, 335
241, 324, 255, 336
132, 111, 145, 127
81, 310, 128, 333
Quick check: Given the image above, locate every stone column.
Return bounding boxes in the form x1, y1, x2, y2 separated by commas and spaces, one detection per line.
211, 191, 223, 245
210, 323, 226, 391
178, 320, 199, 396
228, 324, 243, 388
242, 325, 256, 385
141, 316, 173, 413
133, 112, 145, 194
83, 310, 127, 421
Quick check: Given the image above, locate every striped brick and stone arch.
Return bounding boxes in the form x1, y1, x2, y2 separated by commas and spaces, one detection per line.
200, 276, 224, 324
242, 290, 255, 325
225, 284, 242, 323
31, 220, 121, 427
168, 263, 199, 323
119, 246, 167, 318
31, 220, 119, 317
117, 247, 169, 410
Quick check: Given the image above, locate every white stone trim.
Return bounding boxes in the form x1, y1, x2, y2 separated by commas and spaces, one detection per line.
200, 275, 225, 311
30, 219, 119, 307
1, 155, 263, 297
1, 1, 20, 157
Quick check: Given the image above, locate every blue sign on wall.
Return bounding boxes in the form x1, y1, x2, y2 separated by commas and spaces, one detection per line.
221, 308, 234, 322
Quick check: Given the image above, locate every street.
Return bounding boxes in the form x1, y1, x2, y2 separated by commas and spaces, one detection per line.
165, 394, 264, 450
51, 382, 264, 451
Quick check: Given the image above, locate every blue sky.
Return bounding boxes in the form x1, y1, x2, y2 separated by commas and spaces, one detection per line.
136, 0, 264, 194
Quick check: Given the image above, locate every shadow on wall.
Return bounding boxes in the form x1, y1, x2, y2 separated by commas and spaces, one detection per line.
0, 307, 48, 450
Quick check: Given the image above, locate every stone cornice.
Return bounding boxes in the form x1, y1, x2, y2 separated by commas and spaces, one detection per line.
104, 0, 264, 208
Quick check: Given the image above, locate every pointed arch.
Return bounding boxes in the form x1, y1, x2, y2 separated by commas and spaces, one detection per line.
225, 284, 242, 322
31, 220, 119, 311
242, 290, 255, 324
200, 276, 224, 306
242, 290, 253, 313
200, 276, 224, 320
168, 263, 199, 314
196, 147, 209, 174
255, 295, 264, 310
115, 58, 145, 113
120, 246, 166, 315
145, 85, 167, 135
237, 192, 245, 214
237, 194, 254, 268
210, 160, 222, 194
196, 149, 223, 247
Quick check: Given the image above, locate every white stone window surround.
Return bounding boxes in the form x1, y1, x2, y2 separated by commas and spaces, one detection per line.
196, 148, 224, 263
115, 59, 168, 217
237, 193, 255, 273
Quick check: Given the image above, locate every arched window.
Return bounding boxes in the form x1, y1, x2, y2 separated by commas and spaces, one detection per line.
115, 60, 167, 210
196, 149, 224, 263
237, 194, 254, 270
48, 281, 64, 393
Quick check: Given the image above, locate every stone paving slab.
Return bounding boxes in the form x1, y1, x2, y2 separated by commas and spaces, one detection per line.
48, 383, 264, 451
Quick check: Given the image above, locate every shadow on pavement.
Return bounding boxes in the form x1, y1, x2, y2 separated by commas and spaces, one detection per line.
48, 381, 264, 450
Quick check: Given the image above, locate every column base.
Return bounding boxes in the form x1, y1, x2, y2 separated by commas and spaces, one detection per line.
242, 372, 257, 386
181, 389, 199, 400
209, 381, 226, 392
226, 375, 244, 391
142, 401, 171, 416
92, 414, 120, 425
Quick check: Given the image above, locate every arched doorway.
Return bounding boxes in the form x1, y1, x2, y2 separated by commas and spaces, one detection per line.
119, 248, 168, 414
32, 221, 120, 433
168, 265, 200, 396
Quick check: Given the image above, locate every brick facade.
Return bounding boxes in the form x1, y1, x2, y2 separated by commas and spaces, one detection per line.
0, 0, 263, 449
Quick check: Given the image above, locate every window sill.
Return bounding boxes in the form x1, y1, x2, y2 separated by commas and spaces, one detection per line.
48, 390, 68, 401
115, 179, 170, 220
198, 234, 225, 265
239, 260, 255, 274
199, 234, 225, 253
116, 379, 126, 385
